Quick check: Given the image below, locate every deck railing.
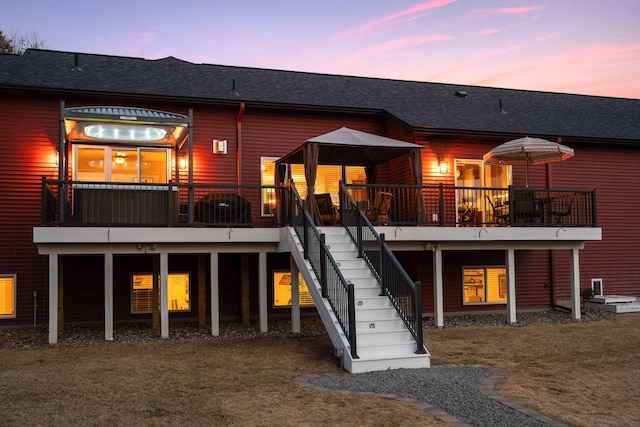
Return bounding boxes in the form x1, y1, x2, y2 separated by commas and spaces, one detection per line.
41, 178, 279, 227
41, 178, 596, 228
340, 183, 425, 354
344, 183, 597, 227
289, 183, 358, 359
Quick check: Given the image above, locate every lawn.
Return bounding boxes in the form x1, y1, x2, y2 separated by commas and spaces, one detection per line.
0, 313, 638, 426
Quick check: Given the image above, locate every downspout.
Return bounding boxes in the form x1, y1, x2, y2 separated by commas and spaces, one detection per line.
236, 102, 246, 194
187, 108, 194, 223
58, 99, 66, 222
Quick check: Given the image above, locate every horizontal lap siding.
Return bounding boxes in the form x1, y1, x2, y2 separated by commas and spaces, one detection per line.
550, 144, 640, 299
0, 96, 59, 325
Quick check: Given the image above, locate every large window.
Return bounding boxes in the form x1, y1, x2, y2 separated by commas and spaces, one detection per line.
74, 145, 170, 183
0, 275, 16, 318
455, 160, 511, 225
462, 266, 507, 304
260, 160, 367, 214
131, 272, 190, 313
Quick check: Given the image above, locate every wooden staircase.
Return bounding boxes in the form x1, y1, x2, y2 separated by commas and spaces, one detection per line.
286, 226, 430, 373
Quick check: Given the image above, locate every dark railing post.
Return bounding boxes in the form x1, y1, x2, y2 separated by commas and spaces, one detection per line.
167, 180, 173, 226
357, 202, 363, 258
320, 234, 328, 298
41, 177, 47, 224
302, 200, 309, 259
414, 281, 426, 354
438, 183, 444, 226
347, 281, 358, 359
379, 233, 386, 296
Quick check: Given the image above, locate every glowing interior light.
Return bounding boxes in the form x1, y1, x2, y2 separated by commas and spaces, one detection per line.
84, 125, 167, 141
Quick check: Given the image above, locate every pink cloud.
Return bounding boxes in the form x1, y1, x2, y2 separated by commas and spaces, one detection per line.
498, 6, 544, 14
478, 28, 501, 36
353, 34, 453, 59
334, 0, 456, 40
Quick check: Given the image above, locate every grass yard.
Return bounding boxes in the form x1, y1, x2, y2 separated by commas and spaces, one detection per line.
0, 313, 638, 426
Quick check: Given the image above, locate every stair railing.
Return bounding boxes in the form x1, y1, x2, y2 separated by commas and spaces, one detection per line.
288, 182, 358, 359
340, 182, 425, 354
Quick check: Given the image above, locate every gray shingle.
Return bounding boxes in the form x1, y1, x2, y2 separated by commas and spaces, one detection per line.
1, 49, 639, 141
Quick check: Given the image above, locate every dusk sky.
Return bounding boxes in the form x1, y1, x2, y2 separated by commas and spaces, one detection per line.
2, 0, 639, 99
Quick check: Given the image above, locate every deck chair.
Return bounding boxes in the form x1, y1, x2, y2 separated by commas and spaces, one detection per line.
366, 191, 392, 224
550, 192, 576, 224
314, 193, 337, 225
485, 194, 510, 224
512, 190, 541, 224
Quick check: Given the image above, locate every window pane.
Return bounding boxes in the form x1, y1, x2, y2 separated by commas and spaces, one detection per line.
463, 267, 485, 303
486, 267, 507, 302
261, 157, 277, 216
132, 274, 154, 313
140, 149, 168, 183
76, 146, 106, 181
273, 271, 314, 307
111, 149, 138, 182
0, 276, 16, 317
168, 273, 190, 311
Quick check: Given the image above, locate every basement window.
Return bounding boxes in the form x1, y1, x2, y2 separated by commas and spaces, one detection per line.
273, 271, 314, 308
0, 275, 16, 318
462, 267, 507, 304
131, 272, 191, 313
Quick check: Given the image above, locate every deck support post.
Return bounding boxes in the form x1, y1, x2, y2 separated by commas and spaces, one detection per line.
506, 249, 517, 325
431, 244, 444, 328
210, 252, 220, 336
570, 248, 581, 320
160, 252, 169, 339
290, 255, 301, 334
259, 251, 268, 333
48, 253, 59, 344
104, 253, 113, 341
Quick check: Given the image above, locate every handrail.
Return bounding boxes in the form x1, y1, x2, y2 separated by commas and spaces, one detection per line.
340, 182, 425, 354
288, 182, 358, 359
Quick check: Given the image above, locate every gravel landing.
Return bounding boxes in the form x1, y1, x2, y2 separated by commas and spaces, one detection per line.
301, 366, 566, 427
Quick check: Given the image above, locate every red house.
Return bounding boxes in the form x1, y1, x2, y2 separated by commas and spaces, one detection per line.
1, 49, 638, 372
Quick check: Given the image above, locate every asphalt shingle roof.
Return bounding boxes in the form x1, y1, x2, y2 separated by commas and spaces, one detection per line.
1, 49, 639, 142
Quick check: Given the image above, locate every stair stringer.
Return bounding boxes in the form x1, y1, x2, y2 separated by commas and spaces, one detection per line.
285, 226, 431, 373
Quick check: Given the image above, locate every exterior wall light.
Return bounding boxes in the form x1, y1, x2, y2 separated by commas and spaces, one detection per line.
213, 139, 227, 154
438, 159, 448, 175
179, 156, 188, 171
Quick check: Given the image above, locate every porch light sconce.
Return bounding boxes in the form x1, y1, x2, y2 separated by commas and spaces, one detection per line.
438, 159, 448, 175
213, 139, 227, 154
179, 156, 188, 171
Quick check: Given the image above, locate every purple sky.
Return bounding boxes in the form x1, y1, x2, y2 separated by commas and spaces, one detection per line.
3, 0, 639, 98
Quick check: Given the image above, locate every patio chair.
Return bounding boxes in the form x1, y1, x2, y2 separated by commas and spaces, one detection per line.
550, 192, 576, 224
512, 190, 541, 224
314, 193, 338, 225
485, 194, 510, 224
367, 191, 392, 224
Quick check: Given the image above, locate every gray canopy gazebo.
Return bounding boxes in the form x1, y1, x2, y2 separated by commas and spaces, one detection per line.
276, 127, 422, 224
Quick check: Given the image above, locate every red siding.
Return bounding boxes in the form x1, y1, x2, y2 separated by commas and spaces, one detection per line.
0, 95, 59, 325
550, 144, 640, 299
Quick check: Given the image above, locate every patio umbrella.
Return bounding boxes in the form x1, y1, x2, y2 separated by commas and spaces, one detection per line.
483, 136, 574, 187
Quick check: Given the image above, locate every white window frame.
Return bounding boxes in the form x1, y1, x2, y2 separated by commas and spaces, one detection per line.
462, 266, 507, 305
73, 145, 172, 183
260, 157, 279, 217
0, 274, 17, 318
591, 278, 603, 296
130, 272, 191, 314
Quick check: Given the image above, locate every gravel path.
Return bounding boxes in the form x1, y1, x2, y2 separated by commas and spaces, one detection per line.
1, 309, 612, 426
